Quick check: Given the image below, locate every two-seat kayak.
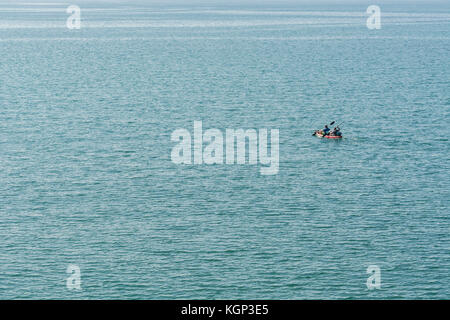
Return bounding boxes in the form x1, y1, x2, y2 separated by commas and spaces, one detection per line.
313, 132, 343, 139
313, 121, 343, 139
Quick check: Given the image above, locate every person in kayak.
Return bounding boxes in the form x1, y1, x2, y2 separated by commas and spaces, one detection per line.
322, 125, 331, 135
331, 126, 341, 136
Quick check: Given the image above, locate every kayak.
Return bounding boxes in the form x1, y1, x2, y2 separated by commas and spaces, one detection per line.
314, 132, 343, 139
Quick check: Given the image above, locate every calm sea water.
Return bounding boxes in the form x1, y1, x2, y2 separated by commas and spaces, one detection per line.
0, 1, 449, 299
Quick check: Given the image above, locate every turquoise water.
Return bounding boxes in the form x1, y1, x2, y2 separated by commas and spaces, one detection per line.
0, 1, 449, 299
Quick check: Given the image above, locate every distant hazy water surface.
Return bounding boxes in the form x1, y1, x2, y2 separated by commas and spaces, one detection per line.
0, 2, 449, 299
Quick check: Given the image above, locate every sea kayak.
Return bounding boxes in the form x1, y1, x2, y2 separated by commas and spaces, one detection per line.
314, 132, 343, 139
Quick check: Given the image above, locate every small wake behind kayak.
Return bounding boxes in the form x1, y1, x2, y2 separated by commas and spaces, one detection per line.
314, 132, 343, 139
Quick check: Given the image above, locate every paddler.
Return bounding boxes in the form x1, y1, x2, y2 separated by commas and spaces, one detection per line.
331, 126, 341, 136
